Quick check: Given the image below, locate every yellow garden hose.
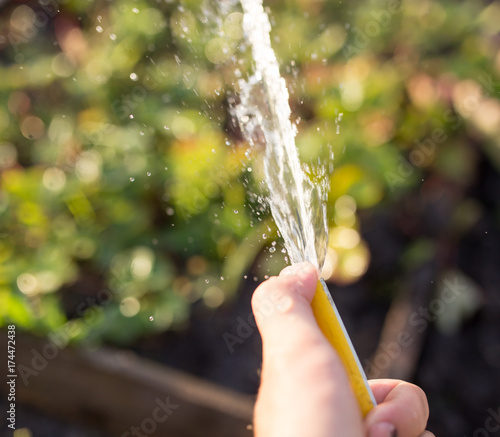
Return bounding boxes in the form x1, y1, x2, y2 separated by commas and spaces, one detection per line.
311, 278, 377, 417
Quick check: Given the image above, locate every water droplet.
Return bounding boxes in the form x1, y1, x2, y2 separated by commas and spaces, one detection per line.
129, 114, 134, 119
234, 210, 239, 214
247, 167, 252, 172
146, 172, 151, 176
132, 7, 139, 13
243, 275, 248, 279
205, 279, 210, 283
130, 73, 138, 81
269, 247, 276, 253
262, 233, 267, 239
109, 33, 117, 41
96, 26, 103, 33
149, 316, 154, 321
129, 177, 135, 182
220, 276, 225, 281
264, 275, 269, 279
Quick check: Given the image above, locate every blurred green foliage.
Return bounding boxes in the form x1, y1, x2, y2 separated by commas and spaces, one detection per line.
0, 0, 499, 343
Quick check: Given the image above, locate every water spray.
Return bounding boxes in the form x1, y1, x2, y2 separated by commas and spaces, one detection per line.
235, 0, 376, 417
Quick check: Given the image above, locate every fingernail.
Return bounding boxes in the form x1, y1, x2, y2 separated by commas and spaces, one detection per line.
280, 263, 307, 277
368, 422, 397, 437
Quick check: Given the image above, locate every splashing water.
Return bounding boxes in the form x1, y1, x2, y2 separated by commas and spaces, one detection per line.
233, 0, 329, 272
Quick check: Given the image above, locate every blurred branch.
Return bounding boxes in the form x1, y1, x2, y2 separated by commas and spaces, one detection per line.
367, 260, 437, 380
1, 332, 254, 437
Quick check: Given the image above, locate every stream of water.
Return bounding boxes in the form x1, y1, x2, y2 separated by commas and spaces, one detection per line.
233, 0, 329, 272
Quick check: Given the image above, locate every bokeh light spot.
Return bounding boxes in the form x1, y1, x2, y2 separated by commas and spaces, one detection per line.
21, 116, 45, 140
120, 297, 141, 317
205, 38, 232, 64
43, 167, 66, 192
203, 286, 225, 308
0, 143, 18, 169
17, 273, 38, 296
130, 247, 155, 279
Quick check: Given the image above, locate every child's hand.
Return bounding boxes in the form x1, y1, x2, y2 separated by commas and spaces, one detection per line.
252, 262, 434, 437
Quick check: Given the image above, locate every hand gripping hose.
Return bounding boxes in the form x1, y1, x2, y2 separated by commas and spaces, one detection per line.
311, 278, 377, 417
